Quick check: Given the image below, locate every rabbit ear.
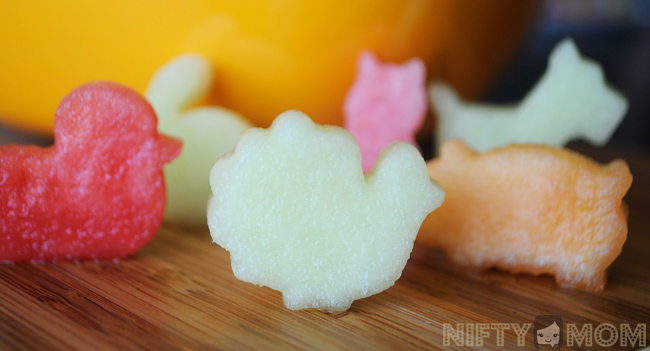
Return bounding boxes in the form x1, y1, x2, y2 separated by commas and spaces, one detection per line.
145, 53, 213, 118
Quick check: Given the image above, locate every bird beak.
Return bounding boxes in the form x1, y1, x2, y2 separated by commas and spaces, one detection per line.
157, 134, 183, 165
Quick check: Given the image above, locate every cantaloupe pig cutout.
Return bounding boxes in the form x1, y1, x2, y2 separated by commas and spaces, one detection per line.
146, 54, 252, 226
0, 82, 181, 262
344, 51, 427, 172
418, 140, 632, 292
207, 111, 444, 311
431, 38, 628, 152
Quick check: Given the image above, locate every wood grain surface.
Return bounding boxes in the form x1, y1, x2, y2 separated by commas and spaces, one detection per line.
1, 143, 649, 351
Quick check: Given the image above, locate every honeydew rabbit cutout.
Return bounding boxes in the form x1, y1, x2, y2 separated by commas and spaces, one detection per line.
146, 54, 252, 227
431, 38, 628, 152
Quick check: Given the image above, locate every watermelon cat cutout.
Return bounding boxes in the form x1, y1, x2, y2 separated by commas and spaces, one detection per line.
344, 51, 427, 172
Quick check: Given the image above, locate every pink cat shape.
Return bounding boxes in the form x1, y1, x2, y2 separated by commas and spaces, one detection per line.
344, 51, 427, 172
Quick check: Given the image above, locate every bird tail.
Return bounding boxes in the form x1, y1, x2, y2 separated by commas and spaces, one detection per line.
369, 142, 445, 223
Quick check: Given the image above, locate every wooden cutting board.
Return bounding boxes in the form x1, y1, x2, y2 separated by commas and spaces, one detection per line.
1, 144, 649, 350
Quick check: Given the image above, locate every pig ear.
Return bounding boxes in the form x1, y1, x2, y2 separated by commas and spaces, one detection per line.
358, 51, 379, 75
604, 160, 633, 196
440, 139, 476, 161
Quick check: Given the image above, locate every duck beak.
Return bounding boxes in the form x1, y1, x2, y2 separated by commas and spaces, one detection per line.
157, 134, 183, 164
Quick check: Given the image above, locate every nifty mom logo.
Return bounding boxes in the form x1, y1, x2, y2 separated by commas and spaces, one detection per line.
443, 315, 647, 349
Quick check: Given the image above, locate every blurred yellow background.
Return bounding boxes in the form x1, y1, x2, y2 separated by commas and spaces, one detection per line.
0, 0, 538, 135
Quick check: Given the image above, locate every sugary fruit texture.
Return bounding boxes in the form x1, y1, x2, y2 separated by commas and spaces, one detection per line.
418, 140, 632, 292
146, 54, 251, 227
343, 51, 427, 172
431, 38, 628, 152
207, 111, 444, 311
0, 82, 181, 262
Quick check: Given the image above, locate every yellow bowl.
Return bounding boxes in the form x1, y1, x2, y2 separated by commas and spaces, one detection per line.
0, 1, 538, 134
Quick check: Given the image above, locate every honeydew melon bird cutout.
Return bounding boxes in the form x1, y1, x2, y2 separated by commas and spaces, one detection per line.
207, 111, 444, 311
146, 54, 252, 227
431, 38, 628, 152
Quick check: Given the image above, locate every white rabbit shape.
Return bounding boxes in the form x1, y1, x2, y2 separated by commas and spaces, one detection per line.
147, 54, 251, 227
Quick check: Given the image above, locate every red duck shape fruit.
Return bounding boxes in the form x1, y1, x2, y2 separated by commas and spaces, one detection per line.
0, 82, 181, 262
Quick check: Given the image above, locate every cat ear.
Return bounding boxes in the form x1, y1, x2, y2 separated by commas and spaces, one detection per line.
404, 58, 426, 84
358, 51, 379, 75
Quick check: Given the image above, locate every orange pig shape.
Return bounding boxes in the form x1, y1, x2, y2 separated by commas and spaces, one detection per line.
418, 140, 632, 292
